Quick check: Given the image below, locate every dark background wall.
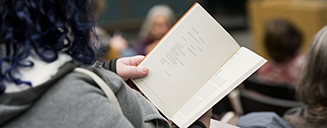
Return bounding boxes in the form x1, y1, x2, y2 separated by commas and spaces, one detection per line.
97, 0, 247, 32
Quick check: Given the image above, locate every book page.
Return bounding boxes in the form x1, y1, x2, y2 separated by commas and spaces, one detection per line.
171, 47, 267, 127
210, 119, 240, 128
132, 3, 240, 119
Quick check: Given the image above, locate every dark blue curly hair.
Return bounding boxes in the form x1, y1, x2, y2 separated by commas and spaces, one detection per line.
0, 0, 96, 94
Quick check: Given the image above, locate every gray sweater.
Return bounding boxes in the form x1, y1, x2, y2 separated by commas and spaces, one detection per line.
0, 60, 206, 128
0, 61, 169, 128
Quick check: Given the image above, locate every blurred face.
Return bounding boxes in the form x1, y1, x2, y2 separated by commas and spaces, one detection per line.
150, 15, 170, 40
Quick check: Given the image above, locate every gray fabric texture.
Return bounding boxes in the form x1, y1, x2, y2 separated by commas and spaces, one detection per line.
237, 112, 292, 128
0, 62, 169, 128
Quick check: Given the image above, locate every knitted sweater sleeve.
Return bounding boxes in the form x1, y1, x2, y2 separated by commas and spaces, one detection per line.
102, 58, 118, 73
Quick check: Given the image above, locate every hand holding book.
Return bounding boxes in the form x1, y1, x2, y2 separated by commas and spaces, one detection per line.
132, 3, 267, 128
116, 56, 149, 81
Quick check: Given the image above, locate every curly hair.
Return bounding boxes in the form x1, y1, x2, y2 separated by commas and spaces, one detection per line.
0, 0, 96, 94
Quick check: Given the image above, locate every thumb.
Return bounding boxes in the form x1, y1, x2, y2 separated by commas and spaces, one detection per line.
129, 66, 149, 79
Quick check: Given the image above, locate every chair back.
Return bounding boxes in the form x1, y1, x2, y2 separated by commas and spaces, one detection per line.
242, 78, 296, 100
239, 89, 303, 116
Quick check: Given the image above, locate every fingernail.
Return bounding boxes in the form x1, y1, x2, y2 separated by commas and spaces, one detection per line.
143, 67, 148, 73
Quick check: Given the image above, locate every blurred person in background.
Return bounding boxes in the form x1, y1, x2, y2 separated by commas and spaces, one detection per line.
283, 25, 327, 128
0, 0, 211, 127
134, 5, 176, 55
254, 19, 305, 87
109, 32, 136, 57
93, 0, 135, 62
93, 0, 119, 62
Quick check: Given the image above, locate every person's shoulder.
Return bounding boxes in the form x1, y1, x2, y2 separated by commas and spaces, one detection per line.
77, 66, 126, 91
283, 106, 306, 122
294, 54, 306, 65
256, 61, 275, 75
85, 66, 123, 81
284, 107, 304, 116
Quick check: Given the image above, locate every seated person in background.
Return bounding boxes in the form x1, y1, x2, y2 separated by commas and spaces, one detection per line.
92, 0, 119, 61
93, 0, 134, 60
92, 27, 120, 62
134, 5, 176, 55
254, 19, 305, 86
109, 32, 136, 57
283, 25, 327, 128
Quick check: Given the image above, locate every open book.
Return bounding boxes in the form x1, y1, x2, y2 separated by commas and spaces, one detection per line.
131, 3, 267, 128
